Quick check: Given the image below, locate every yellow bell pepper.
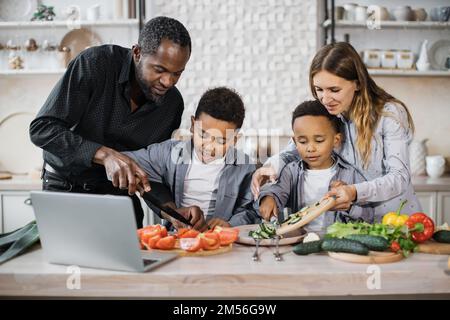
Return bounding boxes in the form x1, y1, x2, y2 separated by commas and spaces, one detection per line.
382, 200, 409, 227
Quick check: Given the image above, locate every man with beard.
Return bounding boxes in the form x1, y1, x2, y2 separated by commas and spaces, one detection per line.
29, 17, 191, 227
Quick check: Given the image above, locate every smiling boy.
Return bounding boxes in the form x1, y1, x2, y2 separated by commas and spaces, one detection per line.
258, 100, 373, 232
123, 87, 260, 230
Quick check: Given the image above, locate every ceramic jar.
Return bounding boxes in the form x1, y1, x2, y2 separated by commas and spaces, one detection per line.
362, 49, 381, 68
426, 155, 446, 178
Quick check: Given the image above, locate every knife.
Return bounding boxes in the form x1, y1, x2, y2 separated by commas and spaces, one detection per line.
142, 191, 193, 227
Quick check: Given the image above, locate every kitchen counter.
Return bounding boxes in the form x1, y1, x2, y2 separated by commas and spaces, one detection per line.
412, 175, 450, 192
0, 244, 448, 298
0, 174, 450, 192
0, 175, 41, 191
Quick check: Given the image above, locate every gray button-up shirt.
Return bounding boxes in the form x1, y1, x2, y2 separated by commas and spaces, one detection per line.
268, 103, 422, 222
258, 154, 374, 229
124, 139, 260, 226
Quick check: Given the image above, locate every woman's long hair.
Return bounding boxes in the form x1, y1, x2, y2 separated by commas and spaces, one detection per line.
309, 42, 414, 168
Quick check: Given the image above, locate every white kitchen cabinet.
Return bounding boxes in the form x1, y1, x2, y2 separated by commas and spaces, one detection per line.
1, 192, 35, 233
416, 191, 438, 222
437, 192, 450, 225
416, 191, 450, 225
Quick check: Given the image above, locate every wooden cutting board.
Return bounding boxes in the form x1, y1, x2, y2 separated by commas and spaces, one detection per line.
276, 196, 336, 236
328, 251, 404, 264
142, 242, 233, 257
417, 241, 450, 255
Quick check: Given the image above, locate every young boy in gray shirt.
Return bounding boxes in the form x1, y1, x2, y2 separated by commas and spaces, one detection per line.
258, 100, 374, 233
124, 87, 260, 230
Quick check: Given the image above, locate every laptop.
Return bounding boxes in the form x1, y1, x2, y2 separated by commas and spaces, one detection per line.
30, 191, 178, 272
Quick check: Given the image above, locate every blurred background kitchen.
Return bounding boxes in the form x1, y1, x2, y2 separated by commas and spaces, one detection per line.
0, 0, 449, 232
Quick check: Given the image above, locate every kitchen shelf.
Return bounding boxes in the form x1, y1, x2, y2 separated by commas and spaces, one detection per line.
0, 69, 66, 76
368, 69, 450, 77
0, 19, 139, 28
323, 19, 450, 29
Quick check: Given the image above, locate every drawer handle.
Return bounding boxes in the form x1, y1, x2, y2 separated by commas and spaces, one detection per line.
24, 198, 32, 206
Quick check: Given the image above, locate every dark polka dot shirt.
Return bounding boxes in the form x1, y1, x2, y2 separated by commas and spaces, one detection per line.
30, 45, 184, 183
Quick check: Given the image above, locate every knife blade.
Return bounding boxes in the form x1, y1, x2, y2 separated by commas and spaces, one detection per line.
142, 191, 193, 227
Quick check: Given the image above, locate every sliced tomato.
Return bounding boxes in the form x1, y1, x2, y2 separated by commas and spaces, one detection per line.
159, 226, 168, 238
199, 232, 220, 250
140, 229, 160, 243
209, 226, 239, 236
176, 228, 190, 238
218, 230, 239, 246
180, 237, 203, 252
147, 234, 162, 249
156, 235, 176, 250
179, 229, 200, 239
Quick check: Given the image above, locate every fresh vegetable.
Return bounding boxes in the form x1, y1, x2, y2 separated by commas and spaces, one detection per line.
281, 206, 309, 225
178, 229, 200, 239
155, 235, 176, 250
432, 230, 450, 243
382, 200, 409, 227
146, 234, 162, 249
326, 222, 417, 257
138, 224, 238, 253
180, 237, 202, 252
199, 232, 220, 250
321, 238, 369, 255
206, 226, 240, 245
405, 213, 434, 243
293, 240, 323, 255
249, 223, 277, 239
344, 234, 389, 251
390, 241, 401, 253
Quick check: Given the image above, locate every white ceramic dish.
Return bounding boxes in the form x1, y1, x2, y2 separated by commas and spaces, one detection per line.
429, 39, 450, 71
60, 28, 102, 64
236, 224, 306, 246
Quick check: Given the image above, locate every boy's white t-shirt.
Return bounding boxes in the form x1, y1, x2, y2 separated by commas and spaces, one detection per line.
303, 162, 337, 232
180, 150, 225, 217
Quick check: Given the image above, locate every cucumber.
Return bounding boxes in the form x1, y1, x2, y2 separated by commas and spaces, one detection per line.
288, 216, 302, 225
344, 234, 389, 251
432, 230, 450, 243
293, 240, 323, 255
321, 238, 369, 255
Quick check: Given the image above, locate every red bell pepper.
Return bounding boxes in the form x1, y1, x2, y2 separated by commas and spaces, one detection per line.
405, 213, 434, 243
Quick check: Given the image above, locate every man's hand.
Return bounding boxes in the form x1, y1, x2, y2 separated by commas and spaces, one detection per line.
93, 146, 151, 195
176, 206, 208, 232
326, 184, 357, 211
259, 196, 278, 221
207, 218, 231, 229
251, 166, 277, 200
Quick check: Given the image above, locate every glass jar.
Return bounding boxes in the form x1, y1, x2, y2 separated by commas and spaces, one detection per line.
42, 40, 58, 70
24, 38, 39, 70
6, 40, 24, 70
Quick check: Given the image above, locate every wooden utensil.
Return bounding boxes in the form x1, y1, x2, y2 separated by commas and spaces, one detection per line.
328, 251, 404, 264
276, 196, 337, 236
142, 241, 233, 257
417, 241, 450, 255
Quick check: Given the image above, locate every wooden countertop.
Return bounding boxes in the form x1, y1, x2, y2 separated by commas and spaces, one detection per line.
0, 244, 448, 298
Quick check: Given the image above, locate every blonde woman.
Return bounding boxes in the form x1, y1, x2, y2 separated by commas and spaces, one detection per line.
252, 42, 421, 222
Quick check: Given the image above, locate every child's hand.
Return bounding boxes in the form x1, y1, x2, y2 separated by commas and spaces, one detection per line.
207, 218, 231, 229
259, 196, 278, 221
